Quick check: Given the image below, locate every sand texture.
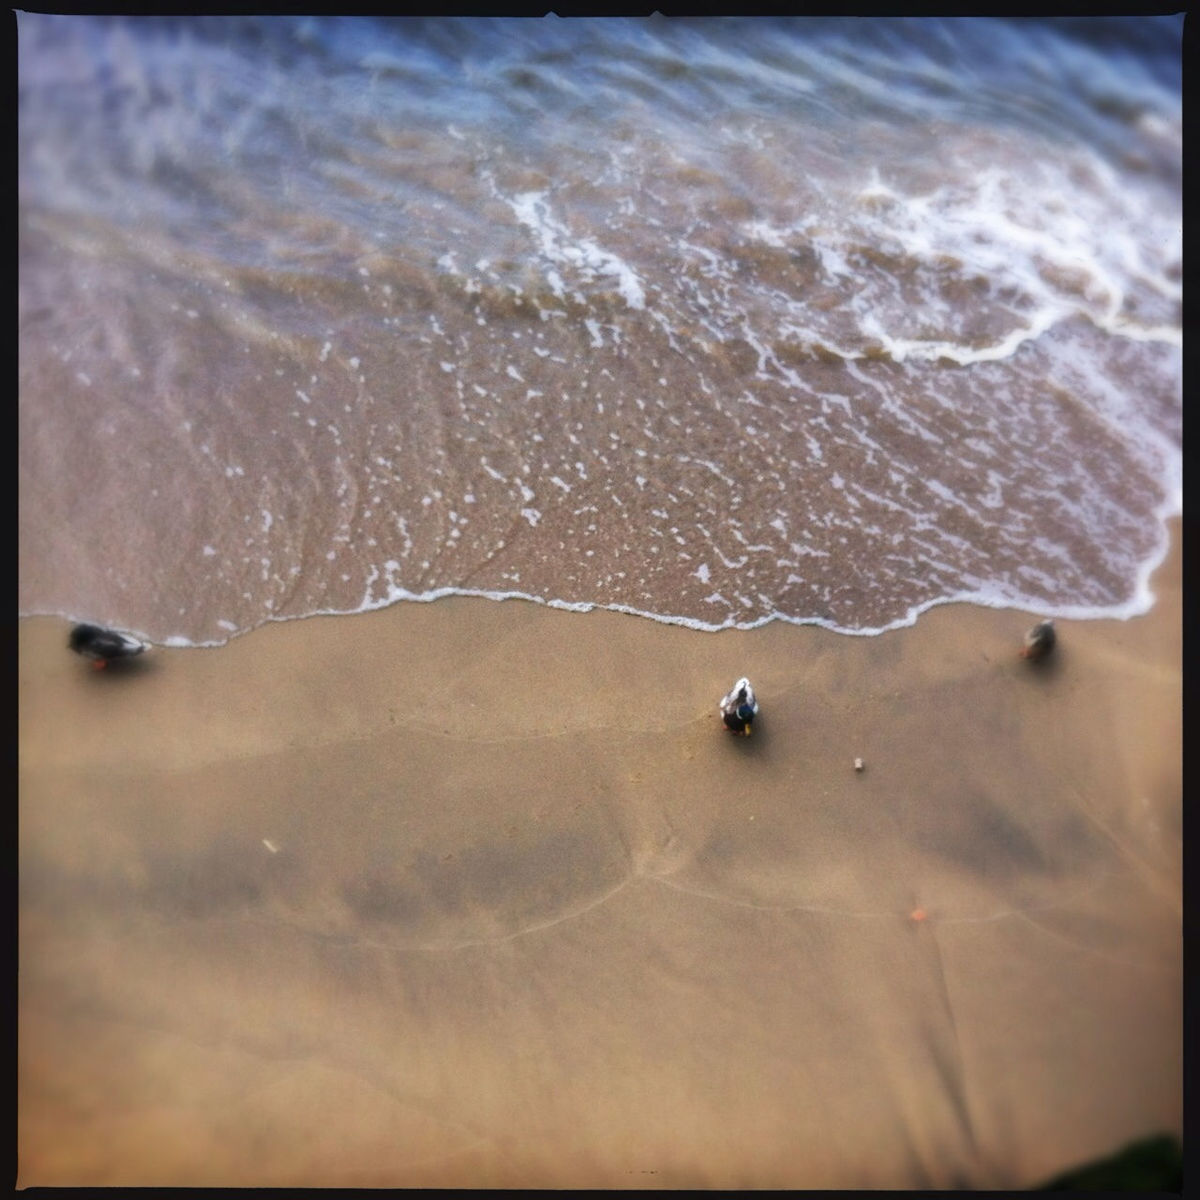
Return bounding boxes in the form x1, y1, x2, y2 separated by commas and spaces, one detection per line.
18, 524, 1180, 1188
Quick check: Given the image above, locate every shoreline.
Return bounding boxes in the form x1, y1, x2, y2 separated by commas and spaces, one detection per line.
19, 518, 1180, 1188
16, 504, 1183, 647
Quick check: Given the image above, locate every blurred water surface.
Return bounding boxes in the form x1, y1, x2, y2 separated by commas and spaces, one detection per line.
19, 15, 1181, 643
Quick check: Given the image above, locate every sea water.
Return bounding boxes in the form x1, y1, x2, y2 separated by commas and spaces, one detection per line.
18, 15, 1182, 645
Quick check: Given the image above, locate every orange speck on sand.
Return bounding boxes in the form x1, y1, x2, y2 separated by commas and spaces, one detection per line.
909, 907, 927, 922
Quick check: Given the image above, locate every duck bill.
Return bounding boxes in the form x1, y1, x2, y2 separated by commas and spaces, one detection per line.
743, 724, 752, 737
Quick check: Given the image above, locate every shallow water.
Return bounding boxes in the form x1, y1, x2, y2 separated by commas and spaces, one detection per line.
18, 15, 1181, 644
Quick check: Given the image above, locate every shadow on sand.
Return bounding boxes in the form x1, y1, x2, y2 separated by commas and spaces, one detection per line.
80, 654, 160, 683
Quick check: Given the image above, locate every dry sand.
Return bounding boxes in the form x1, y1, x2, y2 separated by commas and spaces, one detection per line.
18, 520, 1180, 1188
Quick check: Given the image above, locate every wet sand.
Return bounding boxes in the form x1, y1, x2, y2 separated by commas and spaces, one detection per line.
18, 521, 1180, 1188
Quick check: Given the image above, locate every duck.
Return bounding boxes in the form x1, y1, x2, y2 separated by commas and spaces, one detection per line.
1020, 619, 1056, 662
720, 676, 759, 736
69, 623, 149, 668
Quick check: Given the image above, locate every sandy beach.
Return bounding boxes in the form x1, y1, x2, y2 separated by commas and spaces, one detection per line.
18, 520, 1180, 1188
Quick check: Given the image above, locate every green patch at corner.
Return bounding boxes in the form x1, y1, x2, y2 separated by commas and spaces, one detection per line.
1037, 1134, 1181, 1192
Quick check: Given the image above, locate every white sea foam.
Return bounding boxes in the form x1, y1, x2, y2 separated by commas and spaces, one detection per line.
506, 190, 647, 310
736, 152, 1180, 372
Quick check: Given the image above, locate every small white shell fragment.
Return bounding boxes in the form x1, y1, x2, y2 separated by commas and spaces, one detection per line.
854, 758, 865, 773
262, 839, 279, 854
